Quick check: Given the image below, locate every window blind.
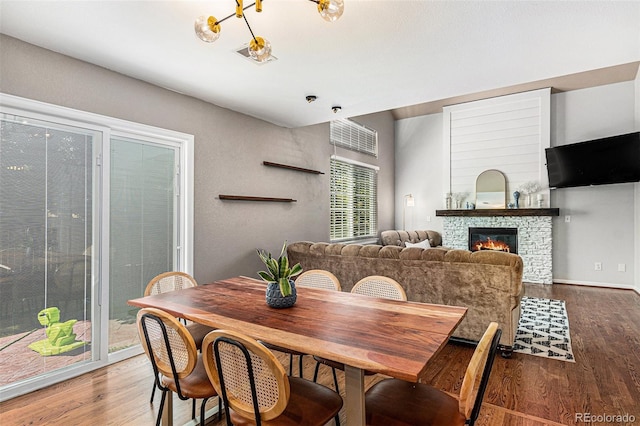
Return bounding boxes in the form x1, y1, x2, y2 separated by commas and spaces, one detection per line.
330, 158, 377, 241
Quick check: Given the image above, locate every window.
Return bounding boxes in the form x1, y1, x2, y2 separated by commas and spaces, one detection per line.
330, 157, 378, 241
330, 118, 378, 157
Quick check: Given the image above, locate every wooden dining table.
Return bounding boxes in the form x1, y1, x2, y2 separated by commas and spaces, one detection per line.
128, 275, 467, 426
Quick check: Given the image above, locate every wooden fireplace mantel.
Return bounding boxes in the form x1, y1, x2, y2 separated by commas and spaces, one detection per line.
435, 208, 559, 217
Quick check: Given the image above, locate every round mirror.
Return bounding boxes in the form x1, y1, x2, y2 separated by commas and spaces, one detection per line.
475, 170, 506, 209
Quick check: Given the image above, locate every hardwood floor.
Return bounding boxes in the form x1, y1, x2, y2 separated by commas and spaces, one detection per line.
1, 283, 639, 425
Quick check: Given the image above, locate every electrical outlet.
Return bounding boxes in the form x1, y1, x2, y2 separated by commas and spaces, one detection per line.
594, 262, 602, 271
565, 215, 571, 223
426, 215, 431, 222
618, 263, 626, 272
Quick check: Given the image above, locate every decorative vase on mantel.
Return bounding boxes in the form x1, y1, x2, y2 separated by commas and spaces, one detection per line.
513, 191, 520, 208
265, 280, 297, 309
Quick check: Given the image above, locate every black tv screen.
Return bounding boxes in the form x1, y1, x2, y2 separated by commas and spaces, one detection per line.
545, 131, 640, 189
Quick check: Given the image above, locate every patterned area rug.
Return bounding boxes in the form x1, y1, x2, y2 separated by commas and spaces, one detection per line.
513, 296, 575, 362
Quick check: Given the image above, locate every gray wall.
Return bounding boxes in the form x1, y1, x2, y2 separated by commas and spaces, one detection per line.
550, 82, 637, 288
396, 81, 638, 288
0, 34, 395, 283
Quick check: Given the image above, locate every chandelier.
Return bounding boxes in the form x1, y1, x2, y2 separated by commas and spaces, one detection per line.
194, 0, 344, 63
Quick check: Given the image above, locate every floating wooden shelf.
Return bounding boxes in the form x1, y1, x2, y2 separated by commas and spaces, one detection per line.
435, 208, 559, 217
219, 195, 297, 203
263, 161, 324, 175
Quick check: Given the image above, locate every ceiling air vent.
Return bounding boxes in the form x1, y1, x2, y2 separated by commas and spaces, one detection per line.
235, 44, 278, 65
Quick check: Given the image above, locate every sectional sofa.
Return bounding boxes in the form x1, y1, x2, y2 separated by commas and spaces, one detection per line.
287, 240, 524, 355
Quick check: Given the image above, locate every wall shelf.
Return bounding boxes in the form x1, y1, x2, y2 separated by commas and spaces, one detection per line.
219, 194, 297, 203
263, 161, 324, 175
435, 208, 559, 217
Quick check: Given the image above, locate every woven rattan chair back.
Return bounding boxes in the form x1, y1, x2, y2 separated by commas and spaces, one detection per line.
351, 275, 407, 301
144, 271, 198, 296
137, 307, 198, 380
296, 269, 341, 291
459, 322, 501, 421
203, 329, 290, 423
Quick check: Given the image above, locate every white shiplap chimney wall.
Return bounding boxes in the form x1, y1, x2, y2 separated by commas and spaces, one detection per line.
442, 88, 551, 206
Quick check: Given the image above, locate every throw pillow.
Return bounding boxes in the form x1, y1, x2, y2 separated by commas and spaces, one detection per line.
405, 239, 431, 249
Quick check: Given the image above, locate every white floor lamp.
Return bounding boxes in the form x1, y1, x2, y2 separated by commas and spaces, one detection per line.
403, 194, 415, 230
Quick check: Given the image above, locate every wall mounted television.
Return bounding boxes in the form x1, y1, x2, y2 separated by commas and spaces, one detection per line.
545, 131, 640, 189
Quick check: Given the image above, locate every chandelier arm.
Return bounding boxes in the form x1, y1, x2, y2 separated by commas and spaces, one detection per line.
215, 1, 259, 25
243, 14, 258, 43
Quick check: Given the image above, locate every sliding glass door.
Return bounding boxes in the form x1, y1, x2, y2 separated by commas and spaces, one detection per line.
108, 137, 179, 353
0, 114, 99, 388
0, 94, 193, 401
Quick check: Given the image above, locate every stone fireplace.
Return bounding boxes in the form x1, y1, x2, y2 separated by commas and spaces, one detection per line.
437, 209, 558, 284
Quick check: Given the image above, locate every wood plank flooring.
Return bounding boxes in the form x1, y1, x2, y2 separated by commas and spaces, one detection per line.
1, 283, 639, 425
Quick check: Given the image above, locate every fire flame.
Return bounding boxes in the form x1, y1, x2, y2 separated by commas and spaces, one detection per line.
472, 238, 511, 253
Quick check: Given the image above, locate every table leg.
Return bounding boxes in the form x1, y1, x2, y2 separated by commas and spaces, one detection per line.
344, 365, 365, 425
162, 390, 173, 426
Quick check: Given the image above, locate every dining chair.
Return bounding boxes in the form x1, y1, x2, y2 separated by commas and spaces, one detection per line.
313, 275, 407, 393
202, 329, 344, 426
144, 271, 216, 402
350, 275, 407, 300
260, 269, 342, 379
296, 269, 342, 291
137, 307, 220, 426
364, 322, 502, 426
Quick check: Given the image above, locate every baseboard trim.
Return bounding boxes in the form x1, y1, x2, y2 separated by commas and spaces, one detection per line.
552, 279, 639, 294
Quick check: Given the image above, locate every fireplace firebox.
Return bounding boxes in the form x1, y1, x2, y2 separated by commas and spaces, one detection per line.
469, 227, 518, 254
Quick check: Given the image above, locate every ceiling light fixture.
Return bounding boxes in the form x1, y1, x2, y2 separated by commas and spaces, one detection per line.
306, 95, 318, 103
332, 106, 342, 113
195, 0, 344, 63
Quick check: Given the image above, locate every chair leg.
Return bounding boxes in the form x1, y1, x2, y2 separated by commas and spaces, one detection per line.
156, 389, 167, 426
335, 413, 341, 426
192, 398, 196, 419
288, 353, 294, 376
331, 367, 340, 393
312, 360, 340, 392
313, 360, 321, 382
298, 354, 304, 378
199, 397, 209, 426
150, 381, 156, 403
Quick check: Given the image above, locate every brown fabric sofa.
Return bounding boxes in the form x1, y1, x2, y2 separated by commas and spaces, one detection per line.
379, 230, 442, 247
287, 241, 523, 353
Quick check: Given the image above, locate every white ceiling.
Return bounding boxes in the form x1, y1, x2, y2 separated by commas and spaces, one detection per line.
1, 1, 639, 128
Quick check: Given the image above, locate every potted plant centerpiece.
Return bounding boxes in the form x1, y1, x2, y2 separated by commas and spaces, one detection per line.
257, 241, 303, 308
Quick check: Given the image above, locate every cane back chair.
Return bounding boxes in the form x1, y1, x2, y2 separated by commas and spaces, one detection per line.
202, 329, 343, 426
364, 322, 502, 426
137, 308, 219, 426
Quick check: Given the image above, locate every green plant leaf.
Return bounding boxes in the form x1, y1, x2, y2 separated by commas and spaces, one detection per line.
279, 254, 289, 279
258, 270, 274, 282
256, 241, 303, 288
289, 263, 303, 277
279, 277, 292, 296
267, 257, 279, 277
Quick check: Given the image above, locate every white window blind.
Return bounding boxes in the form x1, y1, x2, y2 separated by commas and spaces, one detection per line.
330, 157, 378, 241
330, 118, 378, 157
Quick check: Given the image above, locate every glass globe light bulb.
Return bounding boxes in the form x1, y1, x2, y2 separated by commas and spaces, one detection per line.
249, 36, 272, 63
318, 0, 344, 22
194, 15, 221, 43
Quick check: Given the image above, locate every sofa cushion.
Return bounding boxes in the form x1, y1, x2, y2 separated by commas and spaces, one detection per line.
380, 230, 442, 248
379, 246, 402, 259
